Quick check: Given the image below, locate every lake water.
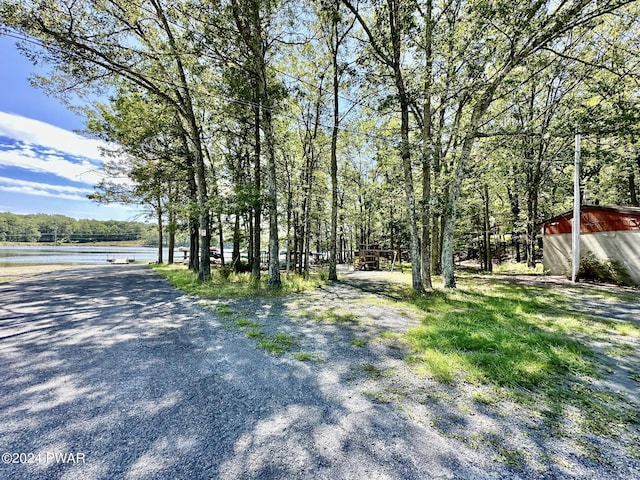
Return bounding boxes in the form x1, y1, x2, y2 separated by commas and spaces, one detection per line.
0, 245, 175, 266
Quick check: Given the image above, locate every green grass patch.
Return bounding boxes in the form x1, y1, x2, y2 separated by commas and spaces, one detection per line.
493, 262, 545, 275
471, 390, 499, 405
351, 338, 367, 348
628, 437, 640, 459
217, 305, 235, 317
603, 343, 635, 358
257, 332, 297, 355
294, 351, 314, 361
235, 318, 260, 328
311, 308, 360, 324
362, 390, 391, 403
246, 327, 264, 339
152, 264, 325, 298
360, 362, 385, 379
392, 278, 640, 438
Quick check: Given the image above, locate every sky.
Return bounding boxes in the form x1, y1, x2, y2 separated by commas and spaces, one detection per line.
0, 35, 142, 222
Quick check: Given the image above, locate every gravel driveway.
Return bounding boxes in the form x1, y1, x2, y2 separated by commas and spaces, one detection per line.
1, 265, 638, 479
1, 265, 504, 480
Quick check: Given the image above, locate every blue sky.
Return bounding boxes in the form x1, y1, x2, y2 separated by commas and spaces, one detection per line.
0, 35, 142, 222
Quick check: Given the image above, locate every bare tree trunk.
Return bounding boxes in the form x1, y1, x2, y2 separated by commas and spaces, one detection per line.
156, 197, 163, 264
442, 132, 476, 288
420, 0, 434, 290
482, 184, 492, 272
168, 201, 175, 264
252, 102, 262, 279
526, 195, 538, 268
261, 89, 281, 287
233, 212, 241, 268
328, 21, 339, 282
629, 172, 638, 206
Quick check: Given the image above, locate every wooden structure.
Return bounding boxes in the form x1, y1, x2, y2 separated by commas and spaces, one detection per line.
542, 205, 640, 285
354, 244, 398, 270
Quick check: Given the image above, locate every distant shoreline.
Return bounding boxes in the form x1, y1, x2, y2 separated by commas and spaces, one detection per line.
0, 240, 152, 247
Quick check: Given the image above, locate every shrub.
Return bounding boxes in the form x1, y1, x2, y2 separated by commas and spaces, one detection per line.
570, 252, 633, 286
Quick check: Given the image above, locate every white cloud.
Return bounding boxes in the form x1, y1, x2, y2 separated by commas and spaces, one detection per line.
0, 111, 113, 160
0, 176, 92, 201
0, 147, 104, 184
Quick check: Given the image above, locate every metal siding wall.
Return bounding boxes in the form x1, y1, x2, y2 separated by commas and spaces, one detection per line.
543, 231, 640, 284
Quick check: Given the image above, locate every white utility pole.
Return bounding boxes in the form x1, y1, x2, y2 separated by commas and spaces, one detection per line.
572, 133, 581, 283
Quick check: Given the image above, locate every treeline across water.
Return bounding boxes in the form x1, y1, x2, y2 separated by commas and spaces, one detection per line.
0, 212, 155, 244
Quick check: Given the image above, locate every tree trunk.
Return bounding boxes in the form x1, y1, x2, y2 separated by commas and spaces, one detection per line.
507, 183, 521, 263
442, 132, 476, 288
260, 88, 281, 287
391, 3, 422, 291
168, 201, 175, 264
629, 172, 638, 206
328, 19, 339, 282
233, 212, 241, 267
217, 212, 225, 266
156, 198, 163, 264
154, 2, 210, 280
420, 0, 434, 290
431, 214, 442, 275
526, 194, 538, 268
252, 102, 262, 279
482, 184, 492, 272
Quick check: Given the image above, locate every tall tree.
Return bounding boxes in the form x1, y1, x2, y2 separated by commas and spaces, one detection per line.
1, 0, 215, 279
343, 0, 423, 291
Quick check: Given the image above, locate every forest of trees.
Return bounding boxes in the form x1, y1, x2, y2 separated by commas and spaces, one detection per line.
1, 0, 639, 290
0, 212, 153, 243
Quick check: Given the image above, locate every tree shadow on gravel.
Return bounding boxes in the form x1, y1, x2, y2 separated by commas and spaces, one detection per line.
311, 270, 640, 478
0, 266, 501, 480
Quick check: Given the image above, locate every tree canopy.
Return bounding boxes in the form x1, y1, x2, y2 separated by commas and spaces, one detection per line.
2, 0, 639, 288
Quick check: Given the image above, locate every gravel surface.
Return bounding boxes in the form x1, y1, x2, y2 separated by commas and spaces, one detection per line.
1, 265, 638, 479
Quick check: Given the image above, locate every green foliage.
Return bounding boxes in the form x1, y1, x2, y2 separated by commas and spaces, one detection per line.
0, 212, 151, 244
572, 252, 634, 286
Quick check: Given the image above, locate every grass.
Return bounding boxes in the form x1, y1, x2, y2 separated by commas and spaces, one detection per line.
360, 362, 385, 379
493, 262, 545, 275
388, 277, 640, 438
152, 263, 325, 298
311, 308, 360, 324
236, 318, 260, 328
294, 351, 314, 362
257, 332, 297, 355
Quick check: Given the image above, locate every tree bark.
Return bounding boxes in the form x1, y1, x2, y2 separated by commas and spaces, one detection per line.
420, 0, 434, 290
252, 101, 262, 279
156, 196, 163, 264
629, 172, 638, 206
482, 184, 492, 272
328, 14, 340, 282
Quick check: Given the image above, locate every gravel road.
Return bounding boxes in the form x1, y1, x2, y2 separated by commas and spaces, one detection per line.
0, 265, 505, 480
1, 266, 637, 479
